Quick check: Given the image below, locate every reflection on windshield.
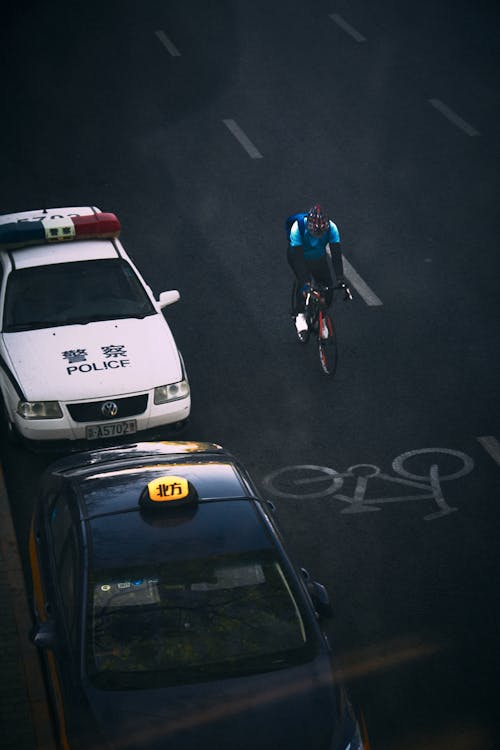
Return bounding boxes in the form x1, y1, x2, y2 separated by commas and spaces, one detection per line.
3, 259, 155, 332
87, 554, 312, 689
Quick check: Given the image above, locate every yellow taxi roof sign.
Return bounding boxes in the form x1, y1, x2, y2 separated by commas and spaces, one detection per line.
139, 475, 198, 509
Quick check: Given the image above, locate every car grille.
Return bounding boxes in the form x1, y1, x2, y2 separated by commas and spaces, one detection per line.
67, 395, 148, 423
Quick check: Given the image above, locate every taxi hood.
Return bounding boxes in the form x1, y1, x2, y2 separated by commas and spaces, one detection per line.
85, 656, 345, 750
2, 315, 183, 401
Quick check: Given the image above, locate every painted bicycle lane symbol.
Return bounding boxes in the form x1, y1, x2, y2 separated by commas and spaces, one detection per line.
263, 448, 475, 521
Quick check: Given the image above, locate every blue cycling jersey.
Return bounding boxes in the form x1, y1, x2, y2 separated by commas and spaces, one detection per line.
289, 220, 340, 260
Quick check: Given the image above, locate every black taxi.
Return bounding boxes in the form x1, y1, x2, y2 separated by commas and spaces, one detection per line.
29, 441, 364, 750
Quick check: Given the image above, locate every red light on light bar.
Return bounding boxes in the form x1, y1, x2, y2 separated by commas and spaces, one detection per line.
73, 213, 121, 237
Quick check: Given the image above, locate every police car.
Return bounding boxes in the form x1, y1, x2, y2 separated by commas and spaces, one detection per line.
29, 441, 365, 750
0, 206, 190, 447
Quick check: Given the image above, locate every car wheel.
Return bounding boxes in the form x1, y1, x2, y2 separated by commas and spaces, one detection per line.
0, 396, 20, 445
5, 418, 21, 445
173, 418, 189, 432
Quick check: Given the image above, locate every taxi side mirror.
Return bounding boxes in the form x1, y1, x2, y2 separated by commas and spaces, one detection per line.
30, 620, 58, 650
158, 290, 180, 309
265, 499, 277, 515
301, 568, 333, 619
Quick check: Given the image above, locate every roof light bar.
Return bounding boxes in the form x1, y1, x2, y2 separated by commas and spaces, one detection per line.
0, 212, 121, 250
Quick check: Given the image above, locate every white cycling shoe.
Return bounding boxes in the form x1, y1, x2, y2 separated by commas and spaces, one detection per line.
295, 313, 308, 342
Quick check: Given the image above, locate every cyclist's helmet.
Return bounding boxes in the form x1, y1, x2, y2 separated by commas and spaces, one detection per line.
306, 204, 330, 236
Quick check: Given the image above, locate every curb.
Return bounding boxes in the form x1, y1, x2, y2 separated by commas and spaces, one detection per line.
0, 466, 56, 750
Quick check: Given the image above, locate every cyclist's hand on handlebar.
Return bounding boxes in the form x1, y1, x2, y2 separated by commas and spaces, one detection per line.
336, 280, 353, 301
300, 281, 312, 297
343, 285, 353, 301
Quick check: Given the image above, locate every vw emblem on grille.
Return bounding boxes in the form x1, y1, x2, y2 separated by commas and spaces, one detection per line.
101, 401, 118, 418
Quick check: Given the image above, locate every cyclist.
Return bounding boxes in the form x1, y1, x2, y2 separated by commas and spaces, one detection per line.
287, 204, 346, 341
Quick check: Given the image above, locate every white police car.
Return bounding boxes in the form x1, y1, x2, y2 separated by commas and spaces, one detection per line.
0, 206, 190, 447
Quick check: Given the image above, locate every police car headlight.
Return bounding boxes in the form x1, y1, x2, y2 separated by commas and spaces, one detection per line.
154, 380, 190, 404
16, 401, 63, 419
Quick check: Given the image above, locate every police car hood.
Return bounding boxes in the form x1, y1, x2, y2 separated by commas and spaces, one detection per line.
86, 656, 349, 750
2, 315, 182, 401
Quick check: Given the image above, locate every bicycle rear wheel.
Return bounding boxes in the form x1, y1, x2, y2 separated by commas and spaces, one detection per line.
318, 314, 338, 375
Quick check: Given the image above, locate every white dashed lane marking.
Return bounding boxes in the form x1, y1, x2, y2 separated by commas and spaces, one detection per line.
155, 30, 181, 57
222, 119, 263, 159
329, 14, 366, 42
429, 99, 480, 136
342, 256, 383, 306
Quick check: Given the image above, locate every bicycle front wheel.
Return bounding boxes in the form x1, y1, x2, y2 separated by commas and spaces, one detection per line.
318, 315, 338, 376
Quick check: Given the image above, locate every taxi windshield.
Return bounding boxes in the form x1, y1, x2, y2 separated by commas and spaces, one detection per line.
3, 258, 155, 332
86, 552, 314, 689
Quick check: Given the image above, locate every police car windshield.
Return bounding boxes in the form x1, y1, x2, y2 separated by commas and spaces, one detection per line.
86, 550, 315, 690
3, 259, 155, 332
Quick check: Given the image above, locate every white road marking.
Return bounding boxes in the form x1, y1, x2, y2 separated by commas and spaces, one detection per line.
329, 13, 366, 42
263, 448, 474, 522
342, 256, 383, 306
222, 119, 263, 159
477, 436, 500, 467
155, 30, 181, 57
428, 99, 480, 136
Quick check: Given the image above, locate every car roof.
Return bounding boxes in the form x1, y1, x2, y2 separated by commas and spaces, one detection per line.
48, 442, 275, 570
47, 441, 228, 476
89, 496, 274, 570
47, 442, 255, 516
79, 460, 252, 518
7, 238, 122, 269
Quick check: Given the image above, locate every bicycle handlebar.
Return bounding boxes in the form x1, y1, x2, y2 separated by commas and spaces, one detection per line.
304, 281, 353, 302
338, 282, 353, 301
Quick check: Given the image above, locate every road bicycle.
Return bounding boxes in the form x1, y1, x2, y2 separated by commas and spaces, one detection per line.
291, 280, 352, 375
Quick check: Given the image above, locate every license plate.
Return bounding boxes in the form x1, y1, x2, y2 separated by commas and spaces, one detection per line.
86, 420, 137, 440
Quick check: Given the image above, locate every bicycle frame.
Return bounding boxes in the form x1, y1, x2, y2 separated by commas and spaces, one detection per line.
300, 282, 345, 375
291, 279, 351, 375
304, 286, 332, 337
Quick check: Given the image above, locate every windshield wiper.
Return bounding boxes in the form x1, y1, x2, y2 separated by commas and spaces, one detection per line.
75, 312, 152, 325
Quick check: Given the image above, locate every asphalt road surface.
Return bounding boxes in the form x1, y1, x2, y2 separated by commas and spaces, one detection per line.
1, 1, 500, 748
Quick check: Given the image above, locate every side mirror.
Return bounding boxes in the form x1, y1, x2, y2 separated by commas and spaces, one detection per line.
30, 620, 58, 650
265, 499, 277, 515
158, 290, 180, 309
301, 568, 333, 619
